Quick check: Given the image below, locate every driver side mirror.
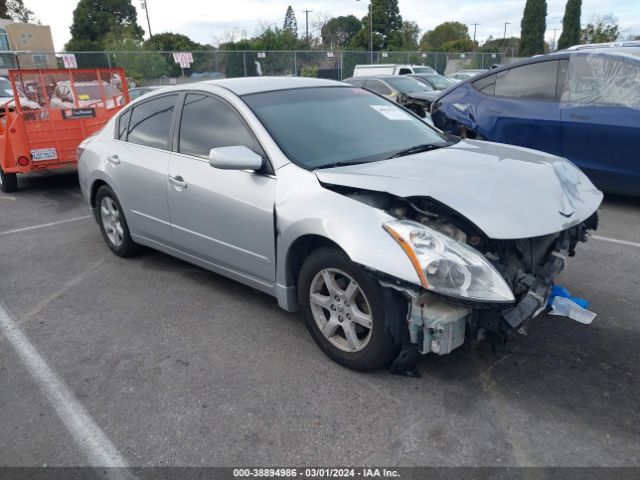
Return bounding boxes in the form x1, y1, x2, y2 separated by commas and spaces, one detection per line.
209, 146, 263, 171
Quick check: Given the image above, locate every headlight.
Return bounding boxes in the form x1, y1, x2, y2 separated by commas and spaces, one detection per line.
383, 220, 515, 303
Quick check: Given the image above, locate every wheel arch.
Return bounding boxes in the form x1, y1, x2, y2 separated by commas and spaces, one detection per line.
284, 234, 346, 288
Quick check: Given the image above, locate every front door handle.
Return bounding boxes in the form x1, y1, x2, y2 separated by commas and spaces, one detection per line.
106, 154, 120, 165
570, 113, 591, 120
168, 174, 187, 189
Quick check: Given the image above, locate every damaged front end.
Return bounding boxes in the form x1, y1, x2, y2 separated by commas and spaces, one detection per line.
337, 188, 599, 360
392, 195, 598, 357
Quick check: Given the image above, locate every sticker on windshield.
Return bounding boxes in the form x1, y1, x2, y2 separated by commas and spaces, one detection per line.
370, 104, 411, 120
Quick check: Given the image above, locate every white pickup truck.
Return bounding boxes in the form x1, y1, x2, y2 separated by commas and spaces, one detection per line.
352, 64, 436, 77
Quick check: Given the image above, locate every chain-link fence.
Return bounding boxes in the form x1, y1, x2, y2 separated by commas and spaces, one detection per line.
3, 50, 506, 86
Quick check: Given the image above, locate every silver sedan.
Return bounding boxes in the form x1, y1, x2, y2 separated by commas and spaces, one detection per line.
78, 77, 602, 372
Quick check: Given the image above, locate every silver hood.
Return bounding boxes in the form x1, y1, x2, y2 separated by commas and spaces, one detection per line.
315, 139, 603, 240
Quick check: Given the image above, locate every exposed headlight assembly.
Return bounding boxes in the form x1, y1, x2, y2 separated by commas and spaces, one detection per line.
383, 220, 515, 303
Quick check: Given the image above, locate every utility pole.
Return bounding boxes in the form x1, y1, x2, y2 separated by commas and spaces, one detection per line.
303, 10, 312, 47
140, 0, 152, 38
471, 23, 481, 45
503, 22, 510, 53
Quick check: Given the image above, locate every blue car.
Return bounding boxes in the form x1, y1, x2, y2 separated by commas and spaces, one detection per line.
431, 46, 640, 196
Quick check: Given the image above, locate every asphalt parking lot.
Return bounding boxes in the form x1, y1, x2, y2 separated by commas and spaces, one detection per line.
1, 170, 639, 468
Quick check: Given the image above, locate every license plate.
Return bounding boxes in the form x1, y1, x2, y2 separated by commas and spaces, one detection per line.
31, 148, 58, 161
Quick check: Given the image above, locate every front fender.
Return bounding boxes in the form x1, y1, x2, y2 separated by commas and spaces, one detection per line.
274, 164, 422, 310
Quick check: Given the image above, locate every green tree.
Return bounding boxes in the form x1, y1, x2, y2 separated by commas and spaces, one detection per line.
581, 14, 619, 43
321, 15, 362, 49
420, 22, 470, 50
283, 6, 297, 38
143, 32, 208, 77
352, 0, 403, 50
104, 27, 168, 84
396, 21, 420, 50
4, 0, 37, 23
443, 38, 477, 52
143, 32, 200, 51
557, 0, 581, 49
66, 0, 144, 51
520, 0, 547, 56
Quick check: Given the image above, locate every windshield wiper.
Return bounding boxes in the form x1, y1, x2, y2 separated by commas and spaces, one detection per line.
389, 143, 446, 159
315, 161, 369, 170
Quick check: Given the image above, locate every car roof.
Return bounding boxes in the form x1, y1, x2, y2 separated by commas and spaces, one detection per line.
196, 76, 344, 95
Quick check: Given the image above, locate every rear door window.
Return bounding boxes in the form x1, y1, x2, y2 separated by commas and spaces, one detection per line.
365, 80, 392, 96
127, 94, 178, 150
495, 61, 560, 100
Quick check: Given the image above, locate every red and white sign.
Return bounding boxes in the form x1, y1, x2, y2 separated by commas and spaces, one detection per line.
61, 54, 77, 69
172, 52, 193, 65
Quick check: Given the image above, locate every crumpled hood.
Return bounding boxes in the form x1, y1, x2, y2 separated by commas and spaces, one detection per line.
315, 139, 603, 239
406, 90, 439, 102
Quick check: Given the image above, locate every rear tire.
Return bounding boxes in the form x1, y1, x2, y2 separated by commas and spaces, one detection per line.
94, 185, 141, 257
297, 248, 401, 371
0, 167, 17, 193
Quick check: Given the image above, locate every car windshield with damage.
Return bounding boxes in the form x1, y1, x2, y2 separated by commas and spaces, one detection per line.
242, 86, 450, 169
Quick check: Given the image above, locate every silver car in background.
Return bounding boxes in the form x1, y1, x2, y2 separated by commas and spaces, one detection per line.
78, 77, 602, 372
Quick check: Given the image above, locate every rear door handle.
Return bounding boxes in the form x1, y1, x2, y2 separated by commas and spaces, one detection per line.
106, 154, 120, 165
570, 113, 591, 120
168, 174, 187, 189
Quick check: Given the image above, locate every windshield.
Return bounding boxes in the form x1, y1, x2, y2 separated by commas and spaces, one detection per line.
424, 75, 455, 90
385, 76, 428, 93
242, 86, 449, 170
412, 67, 434, 73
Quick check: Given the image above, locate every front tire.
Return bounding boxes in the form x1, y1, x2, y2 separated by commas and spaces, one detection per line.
0, 167, 17, 193
297, 248, 401, 371
94, 185, 140, 257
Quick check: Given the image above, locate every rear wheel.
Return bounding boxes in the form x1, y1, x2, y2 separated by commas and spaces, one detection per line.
95, 185, 141, 257
298, 248, 401, 371
0, 167, 17, 193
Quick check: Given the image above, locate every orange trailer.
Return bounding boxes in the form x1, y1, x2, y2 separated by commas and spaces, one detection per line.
0, 68, 130, 192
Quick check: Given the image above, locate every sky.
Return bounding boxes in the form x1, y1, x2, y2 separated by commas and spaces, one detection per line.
26, 0, 640, 51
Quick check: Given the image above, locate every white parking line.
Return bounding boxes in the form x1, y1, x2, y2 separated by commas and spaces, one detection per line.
0, 215, 91, 236
0, 302, 130, 468
592, 235, 640, 249
0, 196, 16, 201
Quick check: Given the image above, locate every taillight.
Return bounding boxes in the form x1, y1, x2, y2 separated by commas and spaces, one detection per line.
17, 156, 29, 166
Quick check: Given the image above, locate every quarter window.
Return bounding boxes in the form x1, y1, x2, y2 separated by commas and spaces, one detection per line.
117, 109, 131, 140
127, 94, 178, 149
494, 61, 559, 100
178, 93, 260, 159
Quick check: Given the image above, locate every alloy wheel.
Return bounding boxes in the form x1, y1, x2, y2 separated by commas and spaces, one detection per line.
309, 268, 374, 353
100, 196, 124, 247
